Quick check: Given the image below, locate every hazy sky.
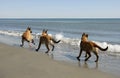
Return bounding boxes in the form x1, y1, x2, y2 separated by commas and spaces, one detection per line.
0, 0, 120, 18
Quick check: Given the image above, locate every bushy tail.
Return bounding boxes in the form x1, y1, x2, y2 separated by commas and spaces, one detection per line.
94, 43, 108, 51
52, 38, 61, 43
98, 46, 108, 51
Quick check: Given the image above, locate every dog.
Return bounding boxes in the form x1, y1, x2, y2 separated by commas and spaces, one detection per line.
20, 27, 35, 47
77, 33, 108, 62
36, 29, 61, 53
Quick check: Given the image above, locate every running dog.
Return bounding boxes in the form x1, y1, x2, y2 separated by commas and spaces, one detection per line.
77, 33, 108, 62
20, 27, 35, 47
36, 29, 61, 53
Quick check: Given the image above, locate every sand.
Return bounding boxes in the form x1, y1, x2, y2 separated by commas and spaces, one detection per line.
0, 43, 119, 78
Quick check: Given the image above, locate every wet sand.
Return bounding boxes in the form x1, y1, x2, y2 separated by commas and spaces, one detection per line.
0, 43, 119, 78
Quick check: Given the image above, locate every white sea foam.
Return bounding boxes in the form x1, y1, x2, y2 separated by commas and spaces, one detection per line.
94, 41, 120, 53
0, 30, 22, 37
0, 30, 120, 56
54, 33, 63, 40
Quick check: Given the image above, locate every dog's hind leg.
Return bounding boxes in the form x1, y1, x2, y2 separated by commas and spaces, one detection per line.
50, 43, 54, 51
85, 53, 88, 57
85, 52, 91, 61
31, 39, 35, 45
93, 51, 99, 62
51, 45, 54, 51
76, 49, 82, 61
45, 43, 50, 53
20, 37, 24, 47
36, 41, 41, 52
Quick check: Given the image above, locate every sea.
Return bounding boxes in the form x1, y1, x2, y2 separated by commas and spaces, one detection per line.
0, 18, 120, 76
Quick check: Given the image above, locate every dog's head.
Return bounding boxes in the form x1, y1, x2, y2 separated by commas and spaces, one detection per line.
82, 33, 88, 38
27, 27, 32, 33
81, 33, 88, 41
42, 29, 48, 36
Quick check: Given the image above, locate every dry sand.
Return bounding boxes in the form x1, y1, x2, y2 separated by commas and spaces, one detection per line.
0, 43, 119, 78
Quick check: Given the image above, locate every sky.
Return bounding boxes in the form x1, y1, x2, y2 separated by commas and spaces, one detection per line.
0, 0, 120, 18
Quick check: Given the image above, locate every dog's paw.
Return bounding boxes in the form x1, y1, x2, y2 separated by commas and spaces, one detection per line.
20, 45, 23, 47
45, 51, 48, 54
35, 49, 38, 52
76, 57, 80, 61
95, 60, 98, 62
85, 59, 88, 61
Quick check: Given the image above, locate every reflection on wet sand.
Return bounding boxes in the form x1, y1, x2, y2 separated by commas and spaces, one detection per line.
49, 53, 98, 69
78, 61, 98, 69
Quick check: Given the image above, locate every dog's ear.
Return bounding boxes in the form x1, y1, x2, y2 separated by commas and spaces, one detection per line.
82, 33, 88, 38
27, 27, 30, 30
82, 33, 86, 36
86, 34, 88, 37
29, 27, 32, 33
29, 27, 31, 30
45, 29, 48, 33
42, 29, 45, 32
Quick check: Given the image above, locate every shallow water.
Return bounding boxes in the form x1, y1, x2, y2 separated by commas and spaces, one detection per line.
0, 18, 120, 76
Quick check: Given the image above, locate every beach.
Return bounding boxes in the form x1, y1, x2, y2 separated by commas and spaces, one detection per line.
0, 43, 119, 78
0, 19, 120, 77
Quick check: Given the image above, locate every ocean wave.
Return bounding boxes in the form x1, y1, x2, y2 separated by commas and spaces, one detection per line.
54, 34, 120, 57
0, 30, 120, 56
0, 30, 22, 37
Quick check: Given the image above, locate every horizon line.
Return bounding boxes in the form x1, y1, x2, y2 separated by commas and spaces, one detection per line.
0, 17, 120, 19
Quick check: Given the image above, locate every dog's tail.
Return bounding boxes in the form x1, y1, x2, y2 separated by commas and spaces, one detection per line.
94, 43, 108, 51
51, 38, 61, 43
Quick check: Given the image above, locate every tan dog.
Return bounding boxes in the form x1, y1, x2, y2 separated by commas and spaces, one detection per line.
36, 29, 61, 53
77, 33, 108, 62
20, 27, 35, 47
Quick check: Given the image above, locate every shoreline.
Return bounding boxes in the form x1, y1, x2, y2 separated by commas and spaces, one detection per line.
0, 43, 119, 78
